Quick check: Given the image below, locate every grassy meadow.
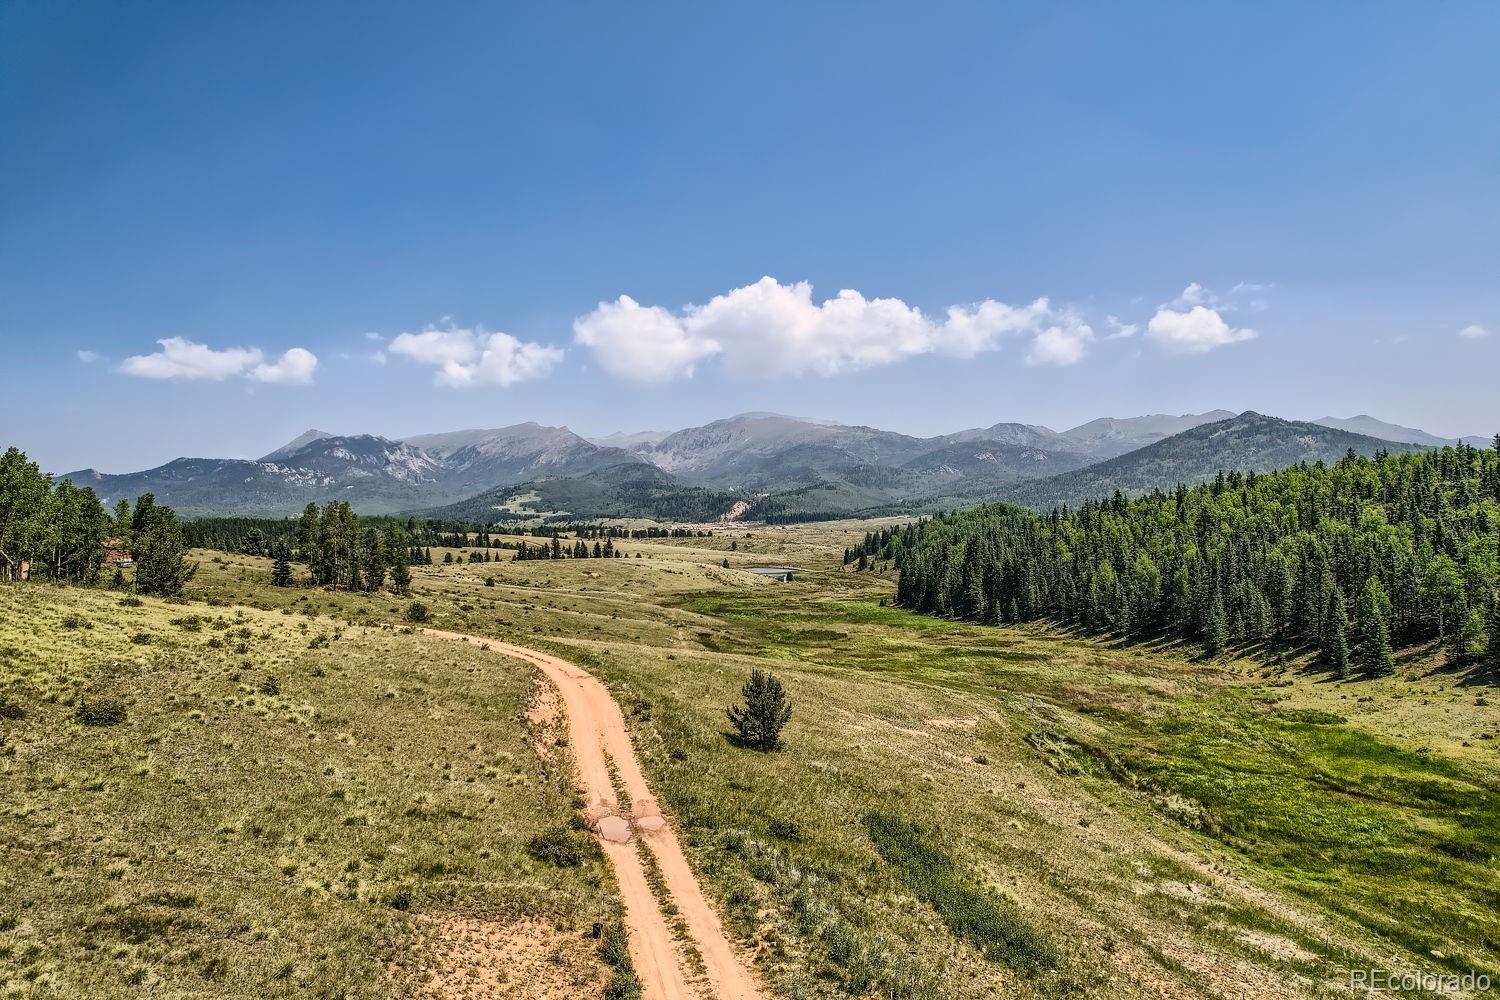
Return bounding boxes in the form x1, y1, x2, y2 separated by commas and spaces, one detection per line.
0, 583, 607, 999
2, 518, 1496, 998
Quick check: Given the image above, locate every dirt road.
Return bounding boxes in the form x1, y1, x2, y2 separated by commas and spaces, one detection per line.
425, 629, 765, 1000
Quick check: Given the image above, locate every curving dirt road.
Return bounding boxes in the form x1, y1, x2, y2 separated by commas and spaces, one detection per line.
425, 629, 765, 1000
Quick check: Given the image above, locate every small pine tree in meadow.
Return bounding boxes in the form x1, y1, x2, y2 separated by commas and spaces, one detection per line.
727, 669, 792, 751
271, 549, 294, 587
721, 557, 730, 568
390, 559, 412, 595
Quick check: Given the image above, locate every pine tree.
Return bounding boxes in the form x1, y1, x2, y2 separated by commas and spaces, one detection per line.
1325, 589, 1351, 678
271, 545, 294, 587
1205, 593, 1229, 656
360, 528, 386, 592
134, 503, 196, 597
1355, 578, 1394, 676
390, 557, 412, 595
726, 669, 792, 751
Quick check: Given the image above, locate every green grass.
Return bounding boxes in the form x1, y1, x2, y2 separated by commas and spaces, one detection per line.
862, 812, 1057, 974
1092, 697, 1500, 977
667, 579, 1500, 989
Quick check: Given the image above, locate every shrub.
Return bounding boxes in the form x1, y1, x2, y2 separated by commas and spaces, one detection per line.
599, 920, 632, 968
768, 818, 802, 841
75, 698, 128, 727
61, 613, 92, 630
258, 676, 281, 696
130, 632, 152, 645
404, 601, 431, 623
526, 826, 598, 867
603, 971, 643, 1000
118, 596, 143, 607
727, 669, 792, 750
0, 697, 24, 721
387, 889, 412, 911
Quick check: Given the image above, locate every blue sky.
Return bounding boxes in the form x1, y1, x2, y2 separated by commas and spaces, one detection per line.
2, 2, 1497, 473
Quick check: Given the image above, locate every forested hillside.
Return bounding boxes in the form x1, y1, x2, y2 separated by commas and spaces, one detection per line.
850, 441, 1500, 671
994, 412, 1427, 511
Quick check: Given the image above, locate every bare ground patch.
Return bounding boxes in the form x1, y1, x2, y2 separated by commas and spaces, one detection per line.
400, 914, 606, 999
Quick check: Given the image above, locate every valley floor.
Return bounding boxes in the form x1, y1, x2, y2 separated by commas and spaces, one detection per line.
2, 519, 1496, 998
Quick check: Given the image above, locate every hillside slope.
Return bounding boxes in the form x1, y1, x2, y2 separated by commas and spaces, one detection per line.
415, 463, 744, 523
995, 412, 1427, 510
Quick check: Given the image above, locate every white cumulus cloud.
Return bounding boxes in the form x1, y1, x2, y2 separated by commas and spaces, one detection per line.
1104, 315, 1139, 339
120, 337, 319, 383
388, 325, 563, 387
1027, 323, 1094, 366
250, 347, 319, 384
1147, 304, 1256, 353
121, 337, 298, 382
572, 276, 1082, 381
1459, 323, 1490, 339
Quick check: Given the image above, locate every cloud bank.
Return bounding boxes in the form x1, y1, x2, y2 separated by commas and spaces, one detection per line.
389, 326, 563, 386
120, 337, 318, 384
1459, 324, 1490, 339
572, 276, 1092, 381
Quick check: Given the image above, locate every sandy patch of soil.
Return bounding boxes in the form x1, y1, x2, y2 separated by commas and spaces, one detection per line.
405, 914, 605, 999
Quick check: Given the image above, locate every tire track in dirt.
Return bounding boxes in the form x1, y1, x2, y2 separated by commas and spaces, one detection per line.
425, 629, 765, 1000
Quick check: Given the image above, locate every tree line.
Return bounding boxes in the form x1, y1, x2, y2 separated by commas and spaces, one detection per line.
850, 442, 1500, 674
183, 515, 719, 558
1, 446, 195, 595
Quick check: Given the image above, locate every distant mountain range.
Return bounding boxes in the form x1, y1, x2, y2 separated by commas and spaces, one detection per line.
54, 410, 1488, 520
1308, 415, 1488, 448
64, 425, 634, 517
